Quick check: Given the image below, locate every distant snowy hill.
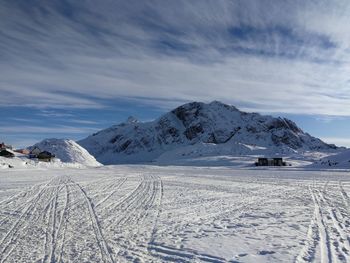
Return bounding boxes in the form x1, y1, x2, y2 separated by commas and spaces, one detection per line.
311, 149, 350, 168
31, 138, 101, 166
78, 101, 337, 164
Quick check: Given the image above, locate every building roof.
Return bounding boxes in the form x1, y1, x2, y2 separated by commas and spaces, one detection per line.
38, 151, 55, 158
0, 149, 16, 155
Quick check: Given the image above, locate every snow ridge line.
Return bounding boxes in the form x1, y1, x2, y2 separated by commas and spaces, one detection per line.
71, 180, 115, 263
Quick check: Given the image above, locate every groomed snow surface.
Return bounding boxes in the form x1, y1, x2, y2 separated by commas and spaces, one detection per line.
0, 165, 350, 262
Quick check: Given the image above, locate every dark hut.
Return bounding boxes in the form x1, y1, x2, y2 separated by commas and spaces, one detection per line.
255, 157, 286, 166
37, 151, 55, 162
0, 149, 15, 158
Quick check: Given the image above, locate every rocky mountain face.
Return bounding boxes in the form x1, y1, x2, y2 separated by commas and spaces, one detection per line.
78, 101, 337, 164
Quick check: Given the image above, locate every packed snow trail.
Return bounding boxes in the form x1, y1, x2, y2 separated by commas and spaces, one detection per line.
296, 182, 350, 263
1, 166, 350, 262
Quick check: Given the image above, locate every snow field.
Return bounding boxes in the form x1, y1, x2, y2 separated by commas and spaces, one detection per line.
0, 166, 350, 262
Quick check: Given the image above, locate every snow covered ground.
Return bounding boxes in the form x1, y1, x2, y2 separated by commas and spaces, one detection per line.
0, 165, 350, 262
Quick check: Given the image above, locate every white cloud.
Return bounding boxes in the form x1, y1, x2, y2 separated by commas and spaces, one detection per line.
0, 125, 97, 134
320, 137, 350, 148
1, 1, 350, 116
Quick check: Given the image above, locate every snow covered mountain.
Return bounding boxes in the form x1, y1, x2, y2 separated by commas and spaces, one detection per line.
78, 101, 337, 164
31, 138, 101, 166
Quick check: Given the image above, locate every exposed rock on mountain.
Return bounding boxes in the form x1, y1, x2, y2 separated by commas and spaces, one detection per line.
78, 101, 337, 164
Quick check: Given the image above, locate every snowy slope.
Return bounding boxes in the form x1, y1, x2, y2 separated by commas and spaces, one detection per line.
78, 101, 337, 164
310, 149, 350, 168
0, 156, 94, 169
30, 138, 101, 166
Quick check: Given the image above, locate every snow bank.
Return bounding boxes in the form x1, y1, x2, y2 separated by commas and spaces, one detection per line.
30, 138, 101, 167
0, 156, 87, 169
310, 149, 350, 168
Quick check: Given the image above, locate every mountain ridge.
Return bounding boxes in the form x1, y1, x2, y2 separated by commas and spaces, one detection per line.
78, 101, 337, 164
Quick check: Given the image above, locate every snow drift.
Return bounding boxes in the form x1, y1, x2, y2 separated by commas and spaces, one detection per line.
30, 138, 101, 167
311, 149, 350, 168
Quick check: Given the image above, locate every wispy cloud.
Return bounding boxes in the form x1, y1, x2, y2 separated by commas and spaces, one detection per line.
320, 137, 350, 148
1, 0, 350, 116
314, 115, 347, 124
0, 125, 97, 134
37, 110, 74, 118
68, 119, 99, 125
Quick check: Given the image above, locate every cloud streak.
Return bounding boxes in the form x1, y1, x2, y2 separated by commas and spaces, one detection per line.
1, 0, 350, 116
0, 125, 97, 134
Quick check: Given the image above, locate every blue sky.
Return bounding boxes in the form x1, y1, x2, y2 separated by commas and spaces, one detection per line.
1, 0, 350, 148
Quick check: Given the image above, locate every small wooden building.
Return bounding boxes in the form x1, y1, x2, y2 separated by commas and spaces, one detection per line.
37, 151, 55, 162
273, 158, 283, 166
0, 149, 15, 158
257, 158, 269, 166
256, 157, 286, 166
0, 142, 12, 150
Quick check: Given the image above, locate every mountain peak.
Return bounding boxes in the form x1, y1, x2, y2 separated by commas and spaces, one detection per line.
126, 116, 138, 124
78, 101, 337, 164
208, 100, 239, 110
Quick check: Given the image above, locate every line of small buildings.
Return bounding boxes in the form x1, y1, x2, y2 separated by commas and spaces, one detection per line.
0, 142, 55, 162
255, 157, 287, 166
1, 142, 288, 166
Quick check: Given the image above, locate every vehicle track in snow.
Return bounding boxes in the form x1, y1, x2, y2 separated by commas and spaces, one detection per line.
2, 167, 350, 262
71, 180, 115, 263
0, 176, 117, 263
94, 177, 127, 208
0, 178, 61, 262
55, 183, 69, 263
41, 182, 61, 263
99, 173, 163, 262
339, 182, 350, 210
296, 182, 350, 263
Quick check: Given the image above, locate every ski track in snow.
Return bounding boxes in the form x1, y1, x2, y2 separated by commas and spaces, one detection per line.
296, 181, 350, 263
0, 166, 350, 262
